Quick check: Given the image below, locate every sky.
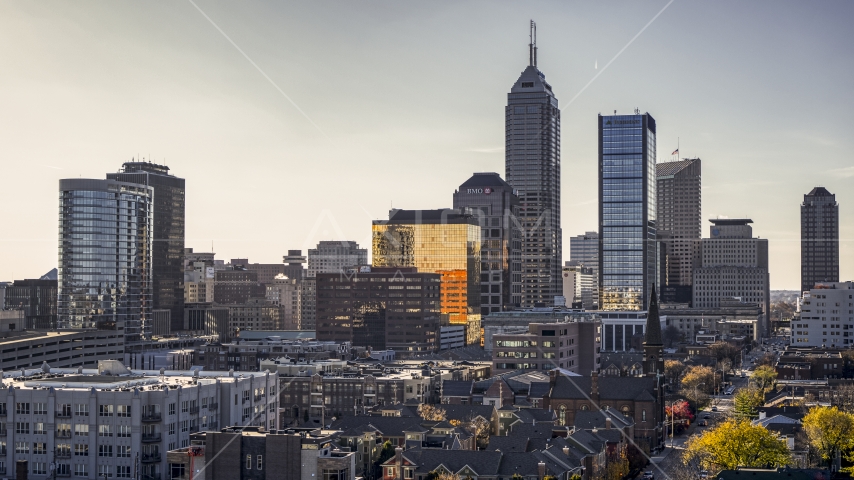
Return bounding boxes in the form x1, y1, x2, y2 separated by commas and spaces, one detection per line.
0, 1, 852, 290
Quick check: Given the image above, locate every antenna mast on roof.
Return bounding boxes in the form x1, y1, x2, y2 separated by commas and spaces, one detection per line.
529, 20, 537, 67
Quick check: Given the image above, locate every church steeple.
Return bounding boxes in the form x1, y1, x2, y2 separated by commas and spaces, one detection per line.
643, 284, 664, 376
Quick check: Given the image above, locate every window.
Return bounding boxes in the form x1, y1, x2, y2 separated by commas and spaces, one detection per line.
118, 425, 131, 438
16, 403, 30, 415
34, 422, 46, 434
169, 423, 176, 436
57, 423, 71, 437
99, 425, 112, 437
182, 401, 189, 413
74, 424, 88, 436
75, 464, 88, 477
246, 455, 252, 470
169, 403, 176, 416
15, 422, 29, 434
117, 405, 131, 417
171, 464, 186, 479
0, 441, 6, 455
34, 442, 47, 454
257, 455, 263, 470
56, 464, 71, 476
99, 445, 113, 457
33, 402, 47, 415
0, 403, 6, 415
98, 464, 111, 478
75, 404, 88, 416
99, 405, 114, 416
33, 462, 47, 475
117, 445, 131, 458
117, 466, 132, 478
15, 441, 29, 454
57, 443, 71, 456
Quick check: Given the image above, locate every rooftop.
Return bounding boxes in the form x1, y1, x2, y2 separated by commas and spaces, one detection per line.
708, 218, 753, 225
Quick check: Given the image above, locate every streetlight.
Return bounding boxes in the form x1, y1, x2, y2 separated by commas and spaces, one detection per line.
693, 382, 706, 411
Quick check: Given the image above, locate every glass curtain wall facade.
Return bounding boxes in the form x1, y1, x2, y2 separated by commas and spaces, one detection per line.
505, 48, 562, 308
372, 209, 481, 345
107, 162, 185, 332
57, 179, 153, 343
598, 114, 657, 311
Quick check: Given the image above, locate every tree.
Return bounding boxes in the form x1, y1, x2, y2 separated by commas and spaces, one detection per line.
462, 415, 491, 449
751, 365, 778, 393
417, 404, 447, 421
665, 359, 686, 386
682, 366, 715, 397
684, 419, 791, 470
709, 342, 740, 365
664, 325, 683, 347
426, 471, 461, 480
802, 406, 854, 469
732, 387, 764, 420
666, 400, 695, 423
603, 444, 630, 480
829, 383, 854, 413
373, 441, 396, 479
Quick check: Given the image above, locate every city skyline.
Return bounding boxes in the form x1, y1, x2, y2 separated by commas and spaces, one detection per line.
2, 2, 853, 290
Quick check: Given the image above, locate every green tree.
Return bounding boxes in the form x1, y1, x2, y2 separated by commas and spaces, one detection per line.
684, 419, 791, 470
751, 365, 778, 393
733, 387, 764, 420
665, 359, 686, 386
802, 406, 854, 469
373, 440, 396, 479
709, 342, 740, 365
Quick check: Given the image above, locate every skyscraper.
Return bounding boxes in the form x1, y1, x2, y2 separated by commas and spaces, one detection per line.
57, 178, 153, 343
372, 209, 481, 344
307, 241, 368, 278
569, 231, 600, 280
107, 162, 185, 332
801, 187, 839, 293
452, 172, 521, 314
505, 22, 562, 308
598, 112, 657, 311
656, 158, 701, 304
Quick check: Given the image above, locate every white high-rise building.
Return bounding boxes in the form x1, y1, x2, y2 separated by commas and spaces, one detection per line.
307, 241, 368, 278
563, 263, 597, 309
791, 282, 854, 347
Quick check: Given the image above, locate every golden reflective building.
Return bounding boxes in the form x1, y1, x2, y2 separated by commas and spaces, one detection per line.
372, 209, 481, 345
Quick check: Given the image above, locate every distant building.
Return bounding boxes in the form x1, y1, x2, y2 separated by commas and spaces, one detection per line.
315, 267, 441, 354
266, 275, 302, 330
481, 309, 599, 353
569, 231, 600, 284
492, 320, 601, 375
3, 278, 57, 329
229, 298, 282, 333
600, 311, 665, 353
58, 178, 153, 343
230, 258, 287, 285
452, 172, 522, 314
801, 187, 839, 292
307, 241, 368, 278
201, 338, 349, 372
372, 208, 481, 344
214, 270, 266, 305
693, 218, 770, 336
562, 263, 596, 309
185, 302, 230, 341
108, 162, 185, 332
598, 113, 658, 311
656, 158, 702, 304
661, 298, 762, 343
790, 282, 854, 347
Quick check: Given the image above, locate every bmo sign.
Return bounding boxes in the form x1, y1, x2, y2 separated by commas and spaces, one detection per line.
467, 187, 492, 195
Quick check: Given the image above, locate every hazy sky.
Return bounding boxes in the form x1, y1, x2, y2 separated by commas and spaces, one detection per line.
1, 1, 852, 290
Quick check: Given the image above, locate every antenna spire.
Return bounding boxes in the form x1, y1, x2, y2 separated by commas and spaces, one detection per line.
529, 20, 537, 67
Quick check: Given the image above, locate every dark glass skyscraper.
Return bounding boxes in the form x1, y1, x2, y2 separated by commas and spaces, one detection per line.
801, 187, 839, 292
598, 113, 657, 311
505, 23, 562, 308
656, 158, 701, 304
108, 162, 185, 332
58, 179, 153, 343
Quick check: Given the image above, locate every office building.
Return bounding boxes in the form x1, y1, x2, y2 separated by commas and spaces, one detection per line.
230, 259, 287, 285
307, 241, 368, 278
229, 298, 282, 333
504, 24, 562, 308
184, 303, 231, 341
562, 263, 596, 309
213, 270, 265, 305
58, 178, 153, 343
3, 279, 57, 329
299, 278, 316, 331
801, 187, 839, 292
492, 320, 601, 375
599, 311, 665, 353
315, 267, 441, 353
693, 218, 770, 335
656, 158, 702, 304
282, 250, 307, 281
266, 274, 302, 330
598, 112, 657, 311
108, 162, 185, 333
661, 298, 762, 343
452, 172, 522, 314
569, 231, 600, 281
372, 209, 481, 344
791, 282, 854, 347
0, 360, 278, 480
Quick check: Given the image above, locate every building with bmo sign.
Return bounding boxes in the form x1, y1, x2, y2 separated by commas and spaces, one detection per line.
453, 172, 521, 315
372, 209, 482, 345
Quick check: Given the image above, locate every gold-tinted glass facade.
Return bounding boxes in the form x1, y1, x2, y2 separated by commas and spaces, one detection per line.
372, 219, 481, 345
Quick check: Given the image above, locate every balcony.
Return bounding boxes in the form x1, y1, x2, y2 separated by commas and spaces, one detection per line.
56, 471, 71, 477
142, 433, 162, 443
208, 402, 218, 410
142, 474, 162, 480
56, 411, 72, 418
0, 468, 5, 475
142, 412, 162, 422
55, 451, 72, 459
242, 397, 249, 404
189, 426, 199, 434
55, 431, 72, 439
189, 406, 199, 415
141, 453, 162, 463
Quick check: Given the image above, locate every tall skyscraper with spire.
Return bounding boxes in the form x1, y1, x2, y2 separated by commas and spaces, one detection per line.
505, 21, 562, 308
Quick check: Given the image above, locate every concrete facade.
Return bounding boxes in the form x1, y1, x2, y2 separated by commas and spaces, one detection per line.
791, 282, 854, 348
656, 159, 702, 305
